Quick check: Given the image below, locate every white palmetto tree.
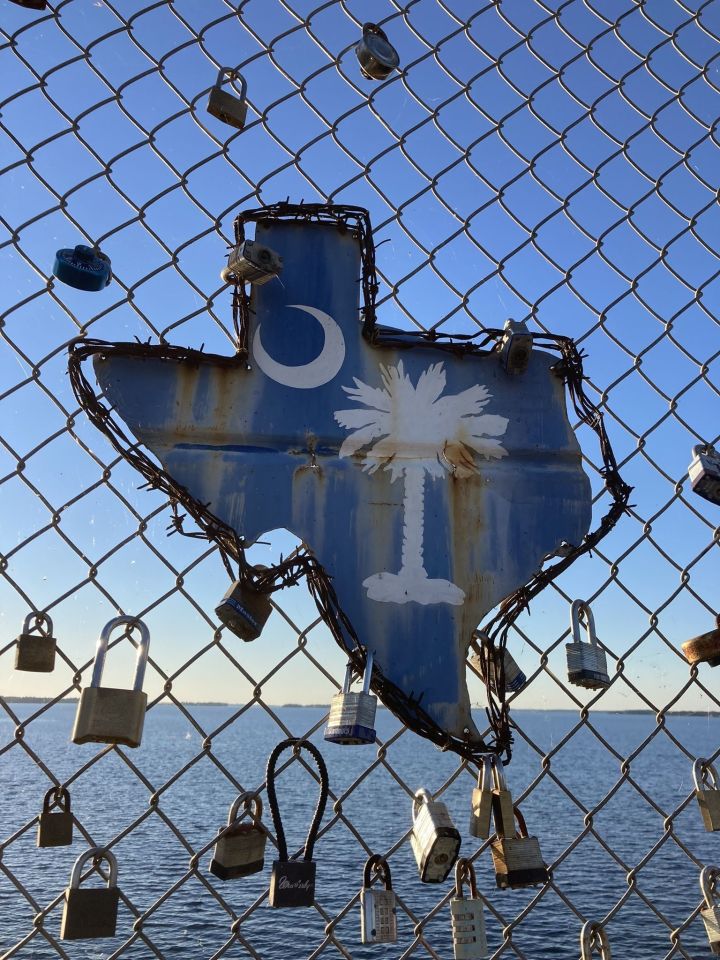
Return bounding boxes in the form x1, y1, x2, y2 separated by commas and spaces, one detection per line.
334, 361, 509, 605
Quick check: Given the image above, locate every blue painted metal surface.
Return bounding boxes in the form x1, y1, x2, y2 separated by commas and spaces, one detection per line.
93, 219, 591, 742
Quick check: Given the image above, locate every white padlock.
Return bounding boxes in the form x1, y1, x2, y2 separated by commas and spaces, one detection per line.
450, 858, 487, 959
360, 854, 397, 944
410, 788, 461, 883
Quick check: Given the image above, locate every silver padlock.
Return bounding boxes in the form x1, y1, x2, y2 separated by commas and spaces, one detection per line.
470, 632, 526, 694
451, 858, 487, 960
360, 854, 397, 944
15, 611, 56, 672
221, 239, 283, 286
566, 600, 610, 690
700, 866, 720, 955
410, 788, 461, 884
581, 921, 612, 959
206, 67, 248, 129
355, 23, 400, 81
695, 760, 720, 832
210, 792, 267, 880
490, 806, 548, 890
61, 847, 120, 940
72, 616, 150, 748
498, 319, 532, 375
688, 444, 720, 506
324, 650, 376, 745
469, 756, 494, 839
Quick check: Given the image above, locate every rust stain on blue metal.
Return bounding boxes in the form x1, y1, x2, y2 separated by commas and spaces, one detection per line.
94, 219, 591, 742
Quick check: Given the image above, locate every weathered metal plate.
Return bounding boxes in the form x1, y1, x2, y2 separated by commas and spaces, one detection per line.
93, 218, 591, 743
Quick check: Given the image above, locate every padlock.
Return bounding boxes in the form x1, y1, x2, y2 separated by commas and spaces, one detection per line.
207, 67, 248, 129
215, 578, 273, 640
210, 792, 267, 879
72, 615, 150, 748
470, 632, 526, 694
682, 617, 720, 668
37, 785, 73, 848
355, 23, 400, 81
221, 239, 283, 287
53, 244, 111, 291
694, 760, 720, 832
360, 854, 397, 944
60, 847, 120, 940
267, 738, 329, 908
490, 760, 516, 839
15, 611, 56, 672
566, 600, 610, 690
324, 650, 376, 745
700, 866, 720, 955
580, 921, 612, 959
490, 806, 548, 890
410, 788, 461, 884
450, 858, 487, 960
688, 444, 720, 506
498, 319, 533, 375
469, 756, 494, 839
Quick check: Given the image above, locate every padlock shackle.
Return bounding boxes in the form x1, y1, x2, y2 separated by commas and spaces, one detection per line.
69, 846, 118, 890
513, 805, 529, 839
694, 758, 720, 792
42, 785, 70, 814
571, 600, 598, 647
22, 611, 53, 636
701, 865, 720, 909
266, 738, 329, 863
454, 857, 479, 900
362, 21, 390, 42
492, 756, 508, 792
341, 649, 374, 694
477, 754, 495, 791
693, 443, 717, 457
411, 787, 434, 822
363, 853, 392, 890
214, 66, 247, 99
90, 615, 150, 691
580, 920, 611, 959
228, 790, 262, 826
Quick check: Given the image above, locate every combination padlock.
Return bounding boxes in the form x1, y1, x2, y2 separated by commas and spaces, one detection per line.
53, 244, 111, 291
215, 577, 273, 640
410, 788, 461, 884
490, 806, 548, 890
682, 616, 720, 668
72, 615, 150, 748
267, 738, 329, 907
210, 792, 267, 880
207, 68, 248, 129
701, 866, 720, 955
37, 785, 73, 848
581, 921, 612, 959
469, 632, 526, 694
450, 859, 487, 960
355, 23, 400, 81
15, 611, 56, 673
469, 756, 494, 839
360, 854, 397, 944
498, 319, 532, 375
694, 759, 720, 832
566, 600, 610, 690
688, 444, 720, 506
60, 847, 120, 940
324, 649, 376, 745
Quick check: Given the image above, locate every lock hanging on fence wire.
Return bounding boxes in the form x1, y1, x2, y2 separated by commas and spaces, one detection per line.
72, 616, 150, 749
215, 576, 273, 640
267, 738, 329, 908
688, 444, 720, 506
355, 23, 400, 80
682, 616, 720, 669
410, 788, 461, 884
470, 631, 527, 695
324, 649, 377, 745
60, 847, 120, 940
15, 611, 56, 673
498, 319, 533, 375
360, 854, 397, 944
469, 756, 495, 840
490, 805, 548, 890
221, 239, 283, 287
53, 244, 111, 291
580, 921, 612, 959
450, 858, 487, 959
37, 785, 73, 848
206, 67, 248, 129
566, 600, 610, 690
694, 759, 720, 832
700, 866, 720, 955
209, 792, 267, 880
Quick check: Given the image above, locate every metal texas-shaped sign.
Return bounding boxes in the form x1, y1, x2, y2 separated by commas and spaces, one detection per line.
83, 211, 592, 750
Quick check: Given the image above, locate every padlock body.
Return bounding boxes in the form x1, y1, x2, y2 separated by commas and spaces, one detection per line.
491, 835, 548, 889
411, 801, 461, 883
702, 904, 720, 954
451, 896, 488, 960
360, 887, 397, 944
470, 651, 526, 693
53, 247, 111, 291
209, 823, 266, 879
60, 887, 119, 940
324, 691, 376, 744
697, 789, 720, 832
15, 633, 56, 672
72, 686, 147, 748
355, 34, 399, 80
469, 787, 492, 839
269, 860, 315, 907
682, 626, 720, 668
37, 811, 73, 848
215, 581, 272, 640
500, 330, 533, 375
566, 641, 610, 689
207, 88, 247, 129
689, 450, 720, 505
492, 789, 516, 839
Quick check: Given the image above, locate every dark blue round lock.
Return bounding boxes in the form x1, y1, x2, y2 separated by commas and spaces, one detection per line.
53, 245, 112, 292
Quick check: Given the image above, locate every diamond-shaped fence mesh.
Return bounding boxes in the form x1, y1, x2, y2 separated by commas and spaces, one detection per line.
1, 0, 719, 957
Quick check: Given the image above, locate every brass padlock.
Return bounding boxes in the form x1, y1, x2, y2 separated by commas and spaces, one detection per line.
60, 847, 120, 940
490, 760, 516, 839
267, 738, 329, 908
490, 806, 548, 890
469, 756, 494, 839
682, 616, 720, 668
695, 760, 720, 832
451, 859, 487, 959
355, 23, 400, 81
72, 615, 150, 748
215, 578, 272, 641
210, 792, 267, 880
207, 67, 248, 129
37, 785, 73, 848
581, 921, 612, 959
15, 611, 56, 672
324, 649, 377, 745
410, 788, 461, 884
700, 866, 720, 955
688, 444, 720, 505
469, 632, 526, 694
566, 600, 610, 690
360, 854, 397, 944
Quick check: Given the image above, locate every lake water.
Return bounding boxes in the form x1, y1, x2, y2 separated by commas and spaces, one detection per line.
0, 705, 718, 959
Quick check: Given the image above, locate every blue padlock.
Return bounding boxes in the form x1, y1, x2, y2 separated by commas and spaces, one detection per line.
53, 245, 112, 292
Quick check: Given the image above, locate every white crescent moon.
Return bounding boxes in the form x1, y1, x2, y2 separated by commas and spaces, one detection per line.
252, 304, 346, 389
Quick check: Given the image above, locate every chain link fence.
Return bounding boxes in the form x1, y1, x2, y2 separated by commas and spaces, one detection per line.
1, 0, 719, 957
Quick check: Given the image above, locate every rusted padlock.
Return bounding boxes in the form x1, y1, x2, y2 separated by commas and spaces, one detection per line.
15, 611, 56, 672
37, 785, 73, 848
682, 616, 720, 668
210, 792, 267, 880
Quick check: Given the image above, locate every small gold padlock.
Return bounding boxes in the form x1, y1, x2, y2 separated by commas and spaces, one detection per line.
210, 792, 267, 880
694, 759, 720, 832
37, 785, 73, 848
490, 806, 548, 890
60, 847, 120, 940
15, 611, 56, 673
206, 67, 248, 130
580, 921, 612, 959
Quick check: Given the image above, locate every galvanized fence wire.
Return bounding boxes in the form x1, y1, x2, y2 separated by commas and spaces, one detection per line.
0, 0, 719, 957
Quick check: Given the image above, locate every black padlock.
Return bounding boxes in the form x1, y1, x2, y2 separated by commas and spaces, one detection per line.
267, 738, 329, 908
37, 785, 73, 848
